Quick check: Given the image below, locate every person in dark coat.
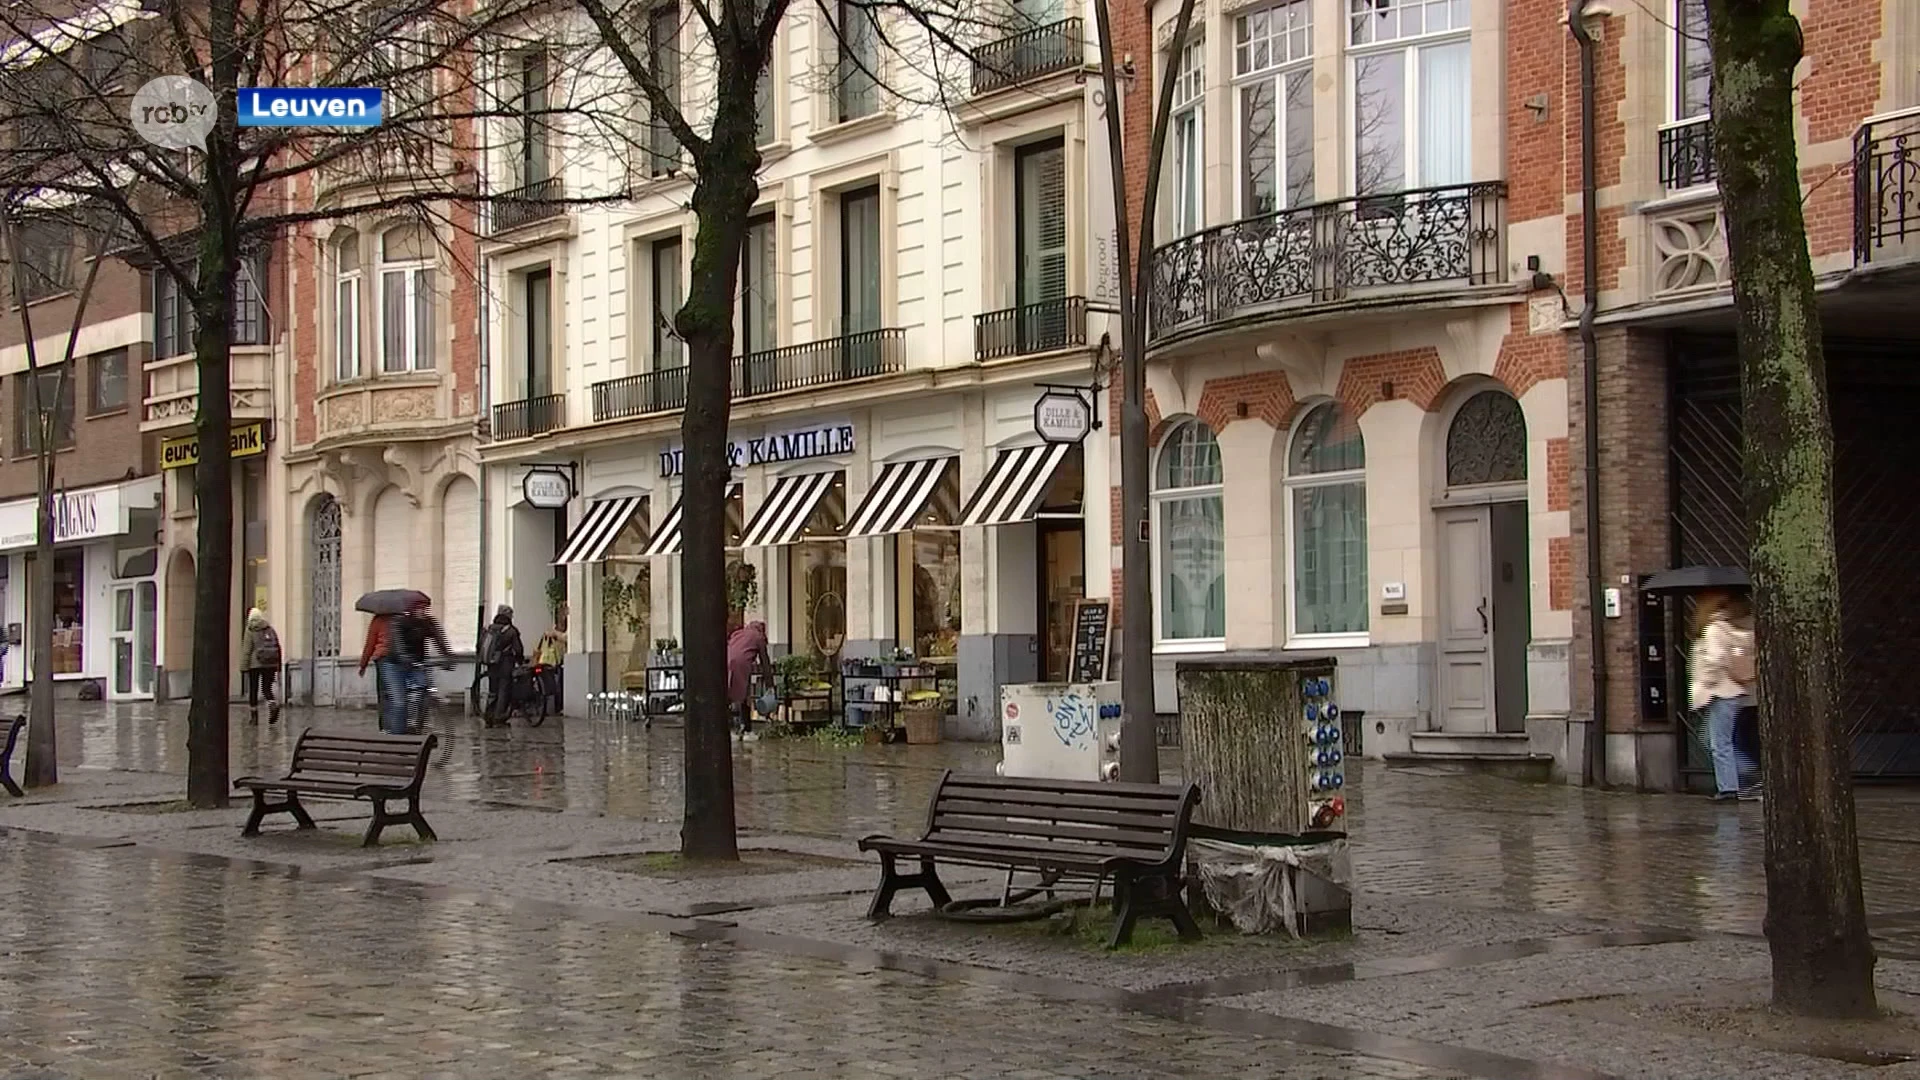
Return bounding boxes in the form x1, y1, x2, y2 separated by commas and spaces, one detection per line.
242, 608, 283, 725
386, 597, 452, 734
726, 620, 770, 732
481, 605, 526, 726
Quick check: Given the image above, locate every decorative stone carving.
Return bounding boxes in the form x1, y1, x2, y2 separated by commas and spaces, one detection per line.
324, 394, 366, 432
371, 386, 438, 423
1650, 204, 1728, 296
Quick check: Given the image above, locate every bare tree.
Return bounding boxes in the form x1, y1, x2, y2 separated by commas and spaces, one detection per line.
0, 0, 627, 807
0, 196, 115, 788
1704, 0, 1876, 1018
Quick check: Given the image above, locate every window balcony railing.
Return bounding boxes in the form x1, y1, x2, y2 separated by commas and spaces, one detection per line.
589, 328, 906, 423
491, 176, 566, 234
973, 296, 1088, 361
971, 18, 1083, 96
1147, 182, 1507, 345
1659, 116, 1716, 192
1854, 106, 1920, 266
491, 392, 567, 440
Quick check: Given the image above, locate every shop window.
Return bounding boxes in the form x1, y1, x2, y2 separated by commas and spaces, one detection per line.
893, 464, 963, 662
25, 550, 85, 675
1152, 420, 1226, 642
787, 474, 848, 666
600, 513, 652, 690
14, 365, 76, 454
1286, 402, 1368, 639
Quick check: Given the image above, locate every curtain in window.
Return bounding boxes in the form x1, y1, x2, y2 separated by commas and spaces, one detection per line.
525, 271, 551, 398
382, 271, 409, 372
1417, 41, 1471, 188
1172, 109, 1202, 234
652, 239, 684, 368
742, 217, 777, 354
1292, 483, 1368, 634
412, 268, 435, 369
1159, 495, 1226, 639
335, 278, 359, 379
836, 0, 879, 121
841, 190, 881, 334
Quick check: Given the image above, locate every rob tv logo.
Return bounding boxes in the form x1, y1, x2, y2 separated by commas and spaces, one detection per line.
237, 87, 384, 127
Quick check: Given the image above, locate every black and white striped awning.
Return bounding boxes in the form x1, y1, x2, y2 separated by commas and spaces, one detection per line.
959, 443, 1071, 527
843, 457, 956, 538
640, 483, 740, 557
740, 471, 840, 548
552, 496, 645, 565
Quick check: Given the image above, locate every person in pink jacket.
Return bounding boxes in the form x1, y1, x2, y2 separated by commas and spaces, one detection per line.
727, 620, 770, 731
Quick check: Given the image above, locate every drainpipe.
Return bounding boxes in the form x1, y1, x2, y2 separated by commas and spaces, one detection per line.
1568, 0, 1607, 788
472, 77, 494, 717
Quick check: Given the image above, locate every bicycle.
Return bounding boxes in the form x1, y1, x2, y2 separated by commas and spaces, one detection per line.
404, 671, 458, 764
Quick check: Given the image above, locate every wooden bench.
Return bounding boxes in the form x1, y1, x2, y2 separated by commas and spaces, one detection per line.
1, 714, 23, 797
233, 729, 437, 847
858, 770, 1203, 948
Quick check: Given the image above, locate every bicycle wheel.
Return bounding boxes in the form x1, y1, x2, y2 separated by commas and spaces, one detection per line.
527, 690, 548, 727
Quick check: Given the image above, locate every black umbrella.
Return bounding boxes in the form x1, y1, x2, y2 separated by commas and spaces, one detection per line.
1639, 566, 1749, 594
356, 589, 430, 616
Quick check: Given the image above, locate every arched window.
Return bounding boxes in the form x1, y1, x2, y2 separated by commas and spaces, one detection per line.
1152, 420, 1226, 641
1445, 390, 1527, 487
1285, 402, 1367, 638
333, 231, 361, 381
378, 223, 435, 372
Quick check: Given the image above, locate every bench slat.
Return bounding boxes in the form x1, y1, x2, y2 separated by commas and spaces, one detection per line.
932, 797, 1178, 832
937, 784, 1185, 816
922, 829, 1171, 862
288, 756, 420, 776
941, 773, 1185, 800
865, 837, 1116, 869
927, 814, 1175, 852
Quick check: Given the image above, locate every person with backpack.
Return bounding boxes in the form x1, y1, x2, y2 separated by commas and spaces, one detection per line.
242, 608, 283, 725
481, 605, 526, 726
1690, 590, 1758, 802
386, 596, 453, 734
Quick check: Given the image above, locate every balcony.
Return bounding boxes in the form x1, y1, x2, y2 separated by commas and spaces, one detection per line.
491, 392, 567, 441
971, 18, 1083, 96
1659, 116, 1716, 192
974, 296, 1088, 361
1147, 183, 1507, 346
1854, 107, 1920, 266
316, 130, 443, 198
142, 346, 273, 433
591, 329, 906, 423
492, 177, 566, 235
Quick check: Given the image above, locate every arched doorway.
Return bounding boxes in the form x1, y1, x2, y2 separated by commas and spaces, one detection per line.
1436, 389, 1530, 736
309, 495, 343, 704
164, 548, 196, 699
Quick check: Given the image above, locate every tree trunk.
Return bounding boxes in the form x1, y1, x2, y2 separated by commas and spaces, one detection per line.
186, 232, 239, 809
25, 460, 57, 788
676, 101, 761, 862
1706, 0, 1876, 1017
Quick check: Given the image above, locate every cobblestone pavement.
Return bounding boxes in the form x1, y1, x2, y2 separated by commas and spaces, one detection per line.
0, 833, 1471, 1080
11, 702, 1920, 1079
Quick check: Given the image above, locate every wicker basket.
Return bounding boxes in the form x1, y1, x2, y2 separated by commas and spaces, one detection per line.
902, 705, 944, 745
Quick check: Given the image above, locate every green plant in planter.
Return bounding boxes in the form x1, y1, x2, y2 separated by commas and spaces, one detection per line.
544, 575, 568, 619
726, 559, 759, 618
601, 573, 647, 636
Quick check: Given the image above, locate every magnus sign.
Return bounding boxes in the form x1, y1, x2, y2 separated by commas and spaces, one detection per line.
659, 423, 855, 479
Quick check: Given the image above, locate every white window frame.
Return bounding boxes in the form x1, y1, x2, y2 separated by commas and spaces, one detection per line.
1168, 35, 1206, 238
335, 257, 362, 382
377, 227, 434, 373
1282, 401, 1369, 648
1150, 419, 1227, 650
1231, 1, 1315, 219
1667, 0, 1711, 124
1344, 0, 1472, 196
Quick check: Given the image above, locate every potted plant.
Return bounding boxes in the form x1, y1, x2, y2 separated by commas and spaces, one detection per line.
726, 560, 759, 627
545, 575, 568, 620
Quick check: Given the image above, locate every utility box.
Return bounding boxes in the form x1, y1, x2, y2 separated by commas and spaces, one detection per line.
998, 682, 1124, 782
1175, 658, 1345, 834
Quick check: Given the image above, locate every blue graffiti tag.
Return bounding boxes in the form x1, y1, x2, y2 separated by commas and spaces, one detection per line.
1050, 690, 1095, 747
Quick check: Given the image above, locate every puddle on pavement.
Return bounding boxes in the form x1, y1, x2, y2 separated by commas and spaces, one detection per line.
557, 848, 863, 881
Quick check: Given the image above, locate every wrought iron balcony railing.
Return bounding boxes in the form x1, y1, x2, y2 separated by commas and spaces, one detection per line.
1854, 107, 1920, 266
1147, 182, 1507, 345
971, 18, 1083, 96
491, 392, 567, 440
590, 329, 906, 423
491, 176, 566, 234
1659, 116, 1716, 191
974, 296, 1088, 361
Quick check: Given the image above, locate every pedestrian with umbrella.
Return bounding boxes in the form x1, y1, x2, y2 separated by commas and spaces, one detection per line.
357, 589, 429, 734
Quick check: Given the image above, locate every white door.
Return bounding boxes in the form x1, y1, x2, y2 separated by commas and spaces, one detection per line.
1438, 507, 1495, 733
109, 581, 158, 700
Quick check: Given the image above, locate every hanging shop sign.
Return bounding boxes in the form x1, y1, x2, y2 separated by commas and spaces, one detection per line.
521, 468, 574, 509
160, 421, 268, 469
659, 422, 856, 479
0, 475, 162, 550
1033, 389, 1093, 444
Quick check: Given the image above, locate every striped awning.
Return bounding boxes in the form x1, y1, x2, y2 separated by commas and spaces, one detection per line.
552, 497, 645, 565
740, 471, 840, 548
844, 457, 956, 538
640, 483, 741, 557
959, 443, 1071, 527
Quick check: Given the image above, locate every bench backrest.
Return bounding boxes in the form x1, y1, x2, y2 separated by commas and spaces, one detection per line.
288, 728, 433, 789
921, 771, 1200, 869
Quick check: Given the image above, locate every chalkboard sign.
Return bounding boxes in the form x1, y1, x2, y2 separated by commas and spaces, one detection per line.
1069, 600, 1111, 684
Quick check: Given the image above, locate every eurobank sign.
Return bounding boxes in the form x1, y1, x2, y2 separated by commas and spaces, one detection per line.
160, 422, 268, 470
236, 88, 383, 127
